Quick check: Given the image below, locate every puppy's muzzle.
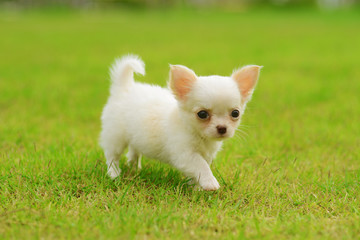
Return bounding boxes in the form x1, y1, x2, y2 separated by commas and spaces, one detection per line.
216, 125, 227, 135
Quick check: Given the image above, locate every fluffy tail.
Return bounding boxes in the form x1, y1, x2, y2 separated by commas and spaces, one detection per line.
109, 55, 145, 95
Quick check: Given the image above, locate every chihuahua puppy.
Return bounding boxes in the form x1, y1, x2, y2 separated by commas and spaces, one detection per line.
100, 55, 261, 191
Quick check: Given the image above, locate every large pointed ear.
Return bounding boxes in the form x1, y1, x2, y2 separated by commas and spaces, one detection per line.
169, 65, 197, 101
232, 65, 262, 103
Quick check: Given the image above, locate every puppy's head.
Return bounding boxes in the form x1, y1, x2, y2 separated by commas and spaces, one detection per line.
169, 64, 261, 140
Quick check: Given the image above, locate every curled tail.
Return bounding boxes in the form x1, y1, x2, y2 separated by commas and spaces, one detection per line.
109, 55, 145, 95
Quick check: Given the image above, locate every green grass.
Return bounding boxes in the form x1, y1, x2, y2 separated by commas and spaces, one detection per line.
1, 8, 360, 239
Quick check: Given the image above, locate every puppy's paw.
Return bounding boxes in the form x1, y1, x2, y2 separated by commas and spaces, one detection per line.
107, 166, 121, 179
199, 175, 220, 191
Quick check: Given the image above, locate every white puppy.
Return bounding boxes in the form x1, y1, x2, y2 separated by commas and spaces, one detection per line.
100, 55, 261, 191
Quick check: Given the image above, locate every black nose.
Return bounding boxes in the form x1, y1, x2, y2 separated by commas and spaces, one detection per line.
216, 126, 227, 135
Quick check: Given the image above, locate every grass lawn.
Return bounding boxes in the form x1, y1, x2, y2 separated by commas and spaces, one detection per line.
0, 7, 359, 239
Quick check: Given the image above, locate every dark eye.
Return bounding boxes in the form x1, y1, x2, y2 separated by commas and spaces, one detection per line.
231, 110, 240, 118
197, 110, 209, 120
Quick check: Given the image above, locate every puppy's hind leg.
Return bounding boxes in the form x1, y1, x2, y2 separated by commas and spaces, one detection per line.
104, 143, 126, 179
126, 146, 142, 170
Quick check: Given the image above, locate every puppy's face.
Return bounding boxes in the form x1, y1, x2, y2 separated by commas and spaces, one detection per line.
169, 64, 261, 140
185, 76, 242, 139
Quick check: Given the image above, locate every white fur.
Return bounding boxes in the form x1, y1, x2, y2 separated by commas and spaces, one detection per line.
100, 55, 260, 191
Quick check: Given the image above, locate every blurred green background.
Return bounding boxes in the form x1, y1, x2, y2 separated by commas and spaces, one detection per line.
0, 0, 359, 9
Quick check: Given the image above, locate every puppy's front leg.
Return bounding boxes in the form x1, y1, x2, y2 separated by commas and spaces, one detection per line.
172, 153, 220, 191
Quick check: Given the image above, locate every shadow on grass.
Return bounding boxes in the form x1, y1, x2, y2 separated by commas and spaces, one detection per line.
84, 157, 196, 194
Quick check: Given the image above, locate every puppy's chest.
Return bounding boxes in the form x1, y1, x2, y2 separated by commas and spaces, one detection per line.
197, 141, 222, 163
